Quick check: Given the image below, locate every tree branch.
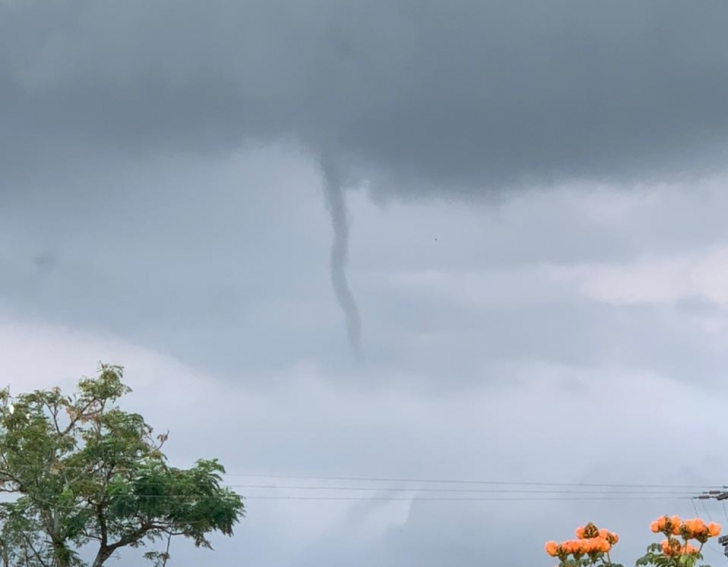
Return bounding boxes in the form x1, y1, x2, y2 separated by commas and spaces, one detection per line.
20, 531, 50, 567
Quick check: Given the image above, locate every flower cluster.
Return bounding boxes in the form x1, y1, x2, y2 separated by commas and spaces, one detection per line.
545, 517, 722, 567
545, 522, 618, 563
643, 515, 721, 562
649, 515, 721, 544
659, 539, 699, 558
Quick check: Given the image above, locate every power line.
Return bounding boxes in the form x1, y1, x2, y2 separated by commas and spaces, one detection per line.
222, 473, 725, 490
701, 498, 716, 522
243, 495, 694, 502
2, 464, 722, 490
1, 486, 705, 503
230, 484, 698, 495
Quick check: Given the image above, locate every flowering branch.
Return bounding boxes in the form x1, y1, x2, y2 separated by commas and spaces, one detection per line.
545, 516, 721, 567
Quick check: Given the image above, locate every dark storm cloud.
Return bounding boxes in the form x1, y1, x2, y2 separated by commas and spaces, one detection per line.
2, 0, 728, 193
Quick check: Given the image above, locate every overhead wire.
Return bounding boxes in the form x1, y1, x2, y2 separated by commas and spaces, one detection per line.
243, 495, 695, 502
0, 465, 722, 503
220, 473, 726, 490
1, 460, 724, 490
227, 484, 699, 495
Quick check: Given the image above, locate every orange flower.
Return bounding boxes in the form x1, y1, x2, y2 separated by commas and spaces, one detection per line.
709, 522, 722, 537
652, 516, 669, 533
544, 541, 558, 557
670, 515, 682, 535
683, 518, 708, 540
591, 537, 611, 553
661, 538, 699, 557
606, 531, 619, 545
563, 539, 584, 555
661, 538, 681, 556
575, 526, 586, 539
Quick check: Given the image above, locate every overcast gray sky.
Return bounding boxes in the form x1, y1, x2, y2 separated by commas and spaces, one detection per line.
3, 1, 728, 566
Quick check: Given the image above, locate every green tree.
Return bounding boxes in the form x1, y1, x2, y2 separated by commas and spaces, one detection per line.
0, 364, 245, 567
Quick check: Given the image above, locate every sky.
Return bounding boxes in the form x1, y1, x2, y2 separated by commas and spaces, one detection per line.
3, 0, 728, 566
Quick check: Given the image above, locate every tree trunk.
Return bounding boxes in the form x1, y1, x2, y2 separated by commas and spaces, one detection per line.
52, 541, 71, 567
91, 546, 112, 567
53, 549, 72, 567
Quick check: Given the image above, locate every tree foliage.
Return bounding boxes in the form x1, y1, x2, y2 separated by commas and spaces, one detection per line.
0, 364, 245, 567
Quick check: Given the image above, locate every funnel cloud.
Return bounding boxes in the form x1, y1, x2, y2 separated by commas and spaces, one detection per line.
321, 155, 362, 353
